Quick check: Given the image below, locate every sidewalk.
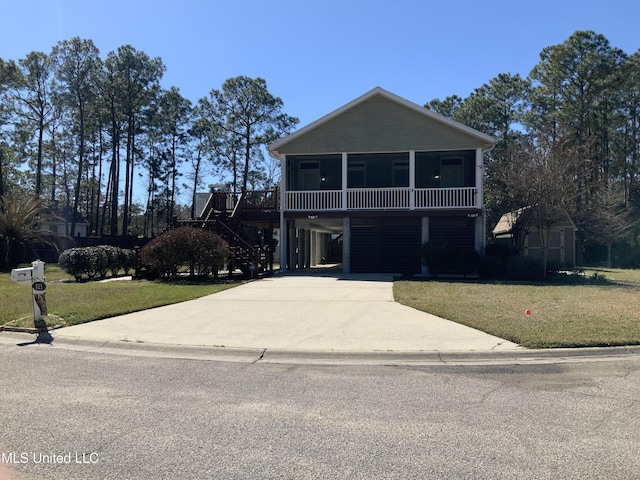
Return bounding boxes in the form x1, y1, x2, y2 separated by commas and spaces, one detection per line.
51, 272, 521, 353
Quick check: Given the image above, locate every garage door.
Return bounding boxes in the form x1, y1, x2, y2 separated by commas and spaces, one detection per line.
350, 217, 421, 274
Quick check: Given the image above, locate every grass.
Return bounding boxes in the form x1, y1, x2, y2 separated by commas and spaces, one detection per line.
394, 267, 640, 348
4, 265, 640, 349
1, 265, 239, 330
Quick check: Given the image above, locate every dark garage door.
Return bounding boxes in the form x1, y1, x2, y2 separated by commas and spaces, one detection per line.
350, 217, 421, 274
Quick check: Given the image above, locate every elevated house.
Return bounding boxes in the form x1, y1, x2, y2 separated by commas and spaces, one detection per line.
188, 87, 495, 276
268, 87, 495, 274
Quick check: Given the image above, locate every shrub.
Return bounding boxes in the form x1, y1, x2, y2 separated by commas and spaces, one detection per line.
58, 245, 136, 281
421, 240, 479, 277
421, 239, 449, 276
141, 227, 229, 280
59, 248, 92, 282
478, 243, 511, 279
504, 256, 544, 281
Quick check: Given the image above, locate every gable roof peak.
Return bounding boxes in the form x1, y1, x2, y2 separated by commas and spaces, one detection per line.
269, 87, 495, 154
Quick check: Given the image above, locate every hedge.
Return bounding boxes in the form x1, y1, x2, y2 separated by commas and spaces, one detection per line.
59, 245, 136, 282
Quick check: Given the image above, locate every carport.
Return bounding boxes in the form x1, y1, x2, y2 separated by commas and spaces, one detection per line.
282, 213, 424, 274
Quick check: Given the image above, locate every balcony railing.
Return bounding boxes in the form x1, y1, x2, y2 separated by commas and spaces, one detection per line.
285, 190, 343, 211
284, 187, 478, 211
414, 187, 477, 209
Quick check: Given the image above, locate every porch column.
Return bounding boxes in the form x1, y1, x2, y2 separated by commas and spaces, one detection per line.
312, 231, 321, 266
280, 154, 287, 210
304, 229, 311, 268
310, 231, 316, 267
282, 217, 289, 270
288, 222, 297, 270
279, 154, 287, 270
421, 217, 429, 275
475, 148, 483, 209
341, 152, 348, 210
409, 150, 415, 210
298, 228, 306, 269
342, 217, 351, 273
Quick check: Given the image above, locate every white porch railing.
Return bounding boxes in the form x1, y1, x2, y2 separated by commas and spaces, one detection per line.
414, 187, 477, 208
285, 190, 343, 211
284, 187, 478, 211
347, 187, 410, 209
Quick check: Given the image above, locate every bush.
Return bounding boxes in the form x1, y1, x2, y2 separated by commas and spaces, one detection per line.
141, 227, 229, 280
421, 240, 479, 277
504, 256, 544, 281
478, 243, 511, 279
59, 248, 92, 281
59, 245, 136, 282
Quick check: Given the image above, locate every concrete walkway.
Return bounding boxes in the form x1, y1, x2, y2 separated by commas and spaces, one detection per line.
53, 272, 520, 353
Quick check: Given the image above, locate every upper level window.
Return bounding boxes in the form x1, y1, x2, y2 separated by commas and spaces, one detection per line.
415, 151, 475, 188
348, 152, 409, 188
348, 162, 366, 187
393, 160, 409, 187
440, 157, 463, 187
287, 154, 342, 190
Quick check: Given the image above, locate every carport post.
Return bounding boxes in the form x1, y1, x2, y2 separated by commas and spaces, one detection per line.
288, 221, 297, 270
304, 229, 311, 268
342, 217, 350, 273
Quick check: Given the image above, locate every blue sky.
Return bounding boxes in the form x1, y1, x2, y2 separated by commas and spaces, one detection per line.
2, 0, 638, 128
1, 1, 639, 203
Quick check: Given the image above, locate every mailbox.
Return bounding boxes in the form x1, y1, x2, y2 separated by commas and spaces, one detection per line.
10, 261, 48, 332
11, 267, 33, 284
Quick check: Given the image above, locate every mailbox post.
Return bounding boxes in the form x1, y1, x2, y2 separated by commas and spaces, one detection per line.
10, 260, 48, 332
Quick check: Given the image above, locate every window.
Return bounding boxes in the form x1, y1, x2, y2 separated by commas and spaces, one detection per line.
348, 152, 408, 188
348, 162, 366, 187
393, 160, 409, 187
440, 157, 463, 187
415, 151, 475, 188
299, 162, 320, 190
287, 155, 342, 190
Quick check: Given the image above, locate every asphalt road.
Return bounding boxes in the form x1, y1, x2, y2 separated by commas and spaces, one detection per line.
0, 344, 639, 479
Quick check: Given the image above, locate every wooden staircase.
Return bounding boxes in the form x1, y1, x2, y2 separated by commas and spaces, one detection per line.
174, 190, 276, 278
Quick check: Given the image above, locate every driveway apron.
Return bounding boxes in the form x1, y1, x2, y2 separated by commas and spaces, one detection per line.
53, 273, 520, 352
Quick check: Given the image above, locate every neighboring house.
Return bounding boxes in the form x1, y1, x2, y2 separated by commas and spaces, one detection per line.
39, 207, 89, 238
268, 87, 495, 274
492, 208, 577, 266
29, 207, 89, 263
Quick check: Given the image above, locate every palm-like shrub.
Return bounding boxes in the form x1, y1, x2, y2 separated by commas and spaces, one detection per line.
0, 193, 59, 271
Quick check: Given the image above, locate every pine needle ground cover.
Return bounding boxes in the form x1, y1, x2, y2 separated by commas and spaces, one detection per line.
1, 266, 237, 329
394, 268, 640, 348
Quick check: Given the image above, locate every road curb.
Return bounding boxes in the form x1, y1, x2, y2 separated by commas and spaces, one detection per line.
2, 331, 639, 366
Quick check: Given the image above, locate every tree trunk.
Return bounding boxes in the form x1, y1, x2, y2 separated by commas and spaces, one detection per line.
191, 147, 201, 219
109, 99, 120, 235
70, 100, 85, 238
35, 117, 44, 197
0, 146, 5, 198
242, 127, 251, 192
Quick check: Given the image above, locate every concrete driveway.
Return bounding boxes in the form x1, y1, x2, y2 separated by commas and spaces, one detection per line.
53, 272, 520, 353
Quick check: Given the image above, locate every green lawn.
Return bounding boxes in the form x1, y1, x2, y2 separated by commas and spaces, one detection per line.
1, 265, 239, 329
394, 268, 640, 348
4, 265, 640, 349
